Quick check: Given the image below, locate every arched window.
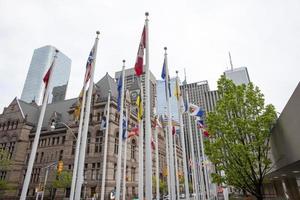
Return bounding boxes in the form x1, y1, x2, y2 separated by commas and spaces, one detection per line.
131, 139, 136, 159
114, 131, 119, 154
113, 163, 117, 180
7, 121, 10, 130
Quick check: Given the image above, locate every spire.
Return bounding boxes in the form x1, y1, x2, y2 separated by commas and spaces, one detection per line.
229, 51, 234, 70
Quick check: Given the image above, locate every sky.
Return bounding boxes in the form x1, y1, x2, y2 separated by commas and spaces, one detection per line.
0, 0, 299, 113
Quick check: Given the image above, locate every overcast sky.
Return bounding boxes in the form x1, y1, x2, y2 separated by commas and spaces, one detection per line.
1, 0, 299, 113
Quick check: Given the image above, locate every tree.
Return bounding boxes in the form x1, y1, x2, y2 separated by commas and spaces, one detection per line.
204, 76, 277, 200
49, 170, 72, 199
0, 149, 12, 196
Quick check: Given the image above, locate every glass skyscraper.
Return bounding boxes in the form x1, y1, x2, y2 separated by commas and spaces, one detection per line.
21, 45, 71, 104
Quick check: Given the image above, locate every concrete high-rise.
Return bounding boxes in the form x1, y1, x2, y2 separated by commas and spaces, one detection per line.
224, 67, 250, 85
21, 45, 71, 104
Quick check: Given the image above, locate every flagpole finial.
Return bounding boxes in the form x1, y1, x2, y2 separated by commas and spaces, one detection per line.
145, 12, 149, 17
96, 31, 100, 38
122, 60, 126, 64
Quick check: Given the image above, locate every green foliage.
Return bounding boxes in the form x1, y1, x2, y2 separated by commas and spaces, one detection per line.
0, 149, 12, 193
51, 170, 72, 189
159, 180, 168, 195
205, 76, 277, 199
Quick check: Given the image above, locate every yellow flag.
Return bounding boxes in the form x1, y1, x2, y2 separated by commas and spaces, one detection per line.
74, 89, 83, 120
174, 79, 181, 101
136, 93, 143, 121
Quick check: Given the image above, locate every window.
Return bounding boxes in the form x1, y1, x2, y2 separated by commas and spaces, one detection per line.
131, 139, 136, 159
59, 150, 63, 160
62, 136, 65, 144
40, 152, 44, 163
97, 113, 101, 121
114, 132, 119, 154
87, 132, 91, 154
97, 163, 101, 180
84, 163, 88, 180
131, 167, 135, 181
92, 163, 96, 180
95, 131, 103, 153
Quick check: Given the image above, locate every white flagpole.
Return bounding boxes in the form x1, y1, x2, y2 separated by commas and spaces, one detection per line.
138, 80, 144, 200
164, 47, 176, 199
70, 83, 87, 200
144, 12, 153, 200
174, 134, 180, 200
185, 91, 200, 200
199, 128, 210, 200
115, 61, 126, 200
74, 31, 100, 200
122, 106, 129, 200
20, 50, 59, 200
163, 116, 171, 197
176, 71, 190, 199
154, 116, 160, 200
100, 90, 111, 200
194, 120, 206, 200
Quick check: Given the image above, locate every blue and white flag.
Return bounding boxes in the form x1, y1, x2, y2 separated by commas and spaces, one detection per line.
122, 114, 127, 140
117, 73, 123, 112
161, 57, 171, 98
188, 103, 205, 117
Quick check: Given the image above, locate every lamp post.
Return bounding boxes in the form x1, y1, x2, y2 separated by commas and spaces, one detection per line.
41, 162, 57, 200
51, 121, 77, 200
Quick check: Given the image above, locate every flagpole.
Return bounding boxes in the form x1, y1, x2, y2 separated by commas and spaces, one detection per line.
163, 115, 171, 197
100, 90, 111, 200
194, 120, 206, 200
199, 128, 210, 200
74, 31, 100, 200
20, 50, 59, 200
154, 115, 160, 200
144, 12, 153, 200
115, 60, 126, 200
138, 80, 144, 200
176, 71, 190, 199
70, 83, 87, 200
174, 133, 180, 200
164, 47, 176, 199
185, 90, 200, 200
122, 104, 129, 200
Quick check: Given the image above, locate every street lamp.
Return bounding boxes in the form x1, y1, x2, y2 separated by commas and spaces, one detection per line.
40, 162, 57, 200
51, 121, 78, 200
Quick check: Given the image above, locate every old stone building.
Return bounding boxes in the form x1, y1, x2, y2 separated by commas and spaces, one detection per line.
0, 73, 183, 200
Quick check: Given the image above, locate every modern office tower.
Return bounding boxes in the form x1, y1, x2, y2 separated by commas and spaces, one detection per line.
224, 67, 250, 85
115, 68, 157, 112
204, 90, 220, 113
156, 77, 180, 122
21, 45, 71, 104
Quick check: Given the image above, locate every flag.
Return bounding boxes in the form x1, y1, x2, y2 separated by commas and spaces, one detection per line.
203, 129, 210, 137
100, 116, 106, 130
117, 73, 123, 112
197, 120, 204, 129
188, 103, 205, 117
151, 136, 155, 150
136, 92, 143, 121
134, 26, 146, 76
161, 58, 171, 98
122, 114, 127, 140
128, 126, 139, 138
184, 97, 188, 113
172, 126, 176, 135
43, 60, 54, 89
174, 78, 181, 101
84, 45, 95, 83
74, 89, 84, 121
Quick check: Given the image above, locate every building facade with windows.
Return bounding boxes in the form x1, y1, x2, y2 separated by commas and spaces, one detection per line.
0, 73, 179, 200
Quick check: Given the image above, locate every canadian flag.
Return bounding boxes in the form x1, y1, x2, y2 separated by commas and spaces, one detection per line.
43, 61, 54, 88
134, 26, 146, 76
